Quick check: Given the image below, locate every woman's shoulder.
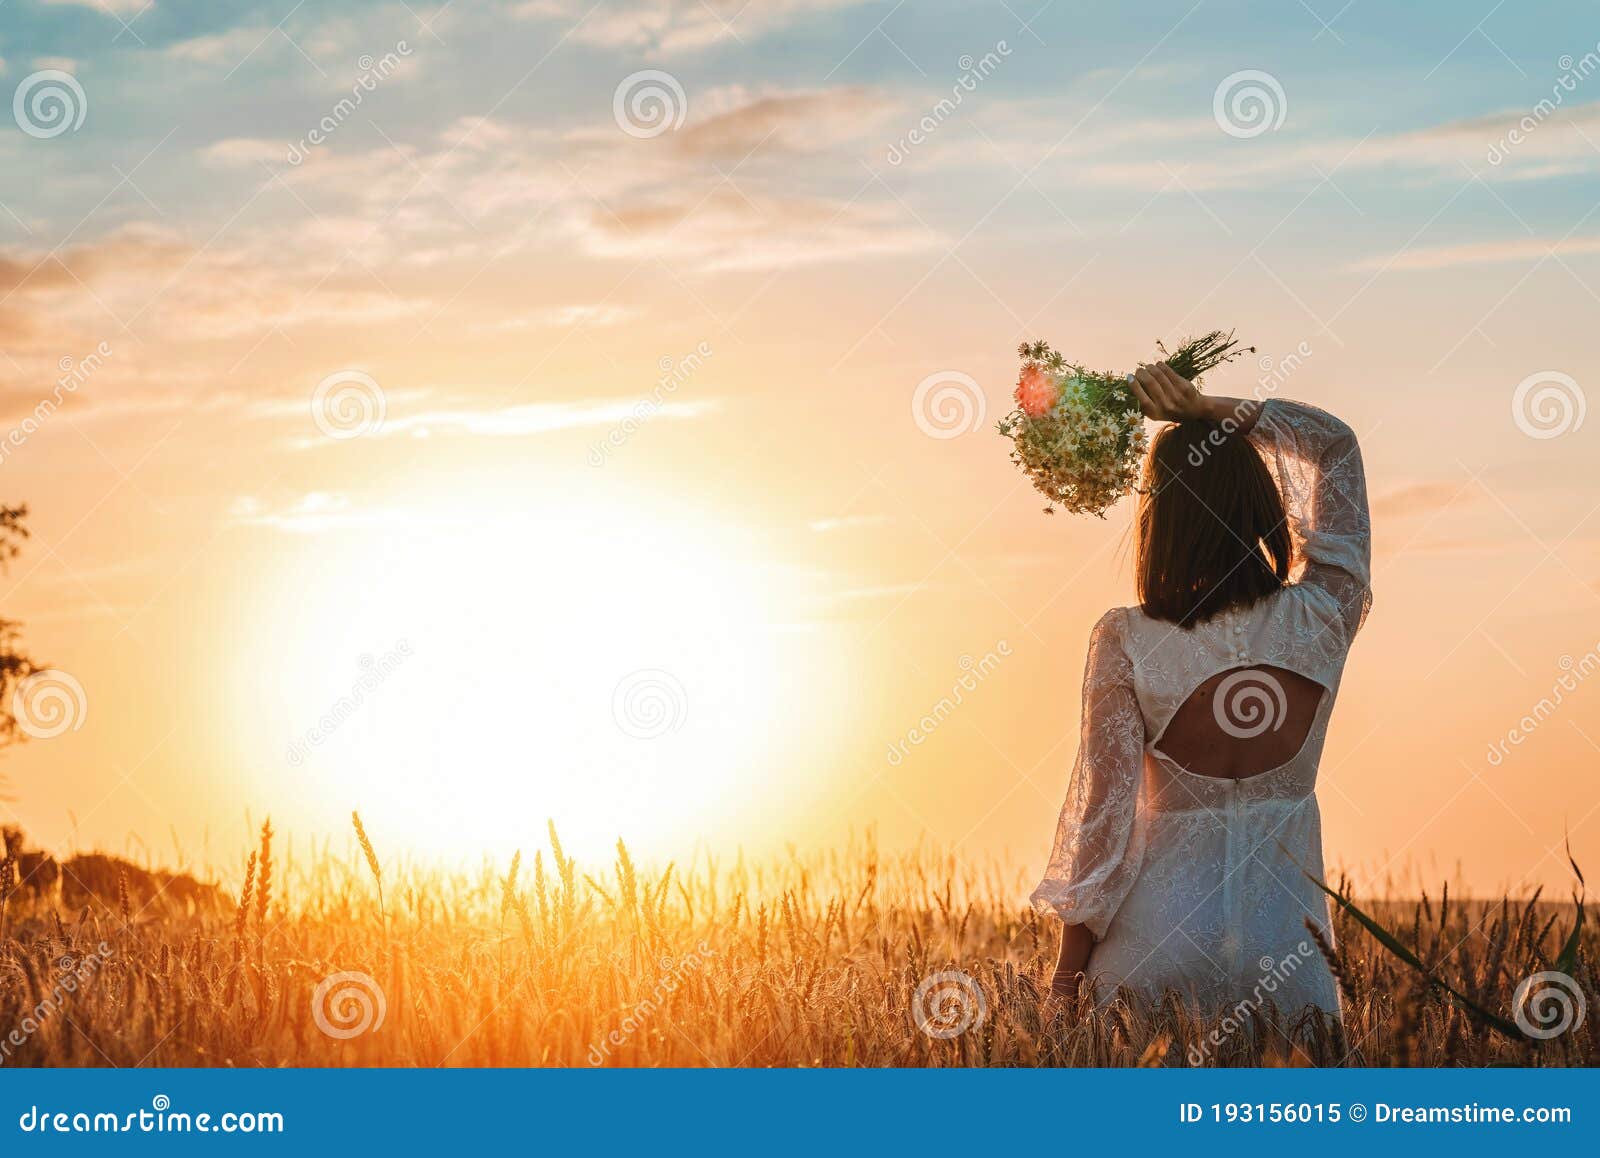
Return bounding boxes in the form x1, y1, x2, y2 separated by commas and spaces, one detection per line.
1255, 576, 1345, 624
1104, 604, 1169, 654
1082, 606, 1139, 677
1087, 605, 1139, 653
1118, 589, 1341, 634
1095, 605, 1137, 633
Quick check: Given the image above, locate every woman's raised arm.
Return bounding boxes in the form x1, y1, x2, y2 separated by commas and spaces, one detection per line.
1246, 399, 1373, 640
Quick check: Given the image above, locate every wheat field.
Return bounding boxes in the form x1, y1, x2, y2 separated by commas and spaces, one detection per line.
0, 817, 1592, 1068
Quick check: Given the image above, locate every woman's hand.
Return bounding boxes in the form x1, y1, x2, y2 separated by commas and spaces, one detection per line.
1050, 922, 1094, 1015
1050, 967, 1085, 1005
1127, 362, 1206, 422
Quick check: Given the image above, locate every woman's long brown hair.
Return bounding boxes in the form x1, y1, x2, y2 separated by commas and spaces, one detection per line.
1136, 420, 1290, 627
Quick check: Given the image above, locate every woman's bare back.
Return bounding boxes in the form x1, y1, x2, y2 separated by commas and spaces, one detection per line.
1153, 664, 1327, 780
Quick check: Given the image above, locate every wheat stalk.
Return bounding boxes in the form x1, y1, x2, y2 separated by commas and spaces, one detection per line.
0, 816, 1590, 1067
351, 811, 385, 944
254, 819, 273, 936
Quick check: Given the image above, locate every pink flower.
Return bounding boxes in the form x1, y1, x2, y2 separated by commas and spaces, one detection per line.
1015, 365, 1058, 418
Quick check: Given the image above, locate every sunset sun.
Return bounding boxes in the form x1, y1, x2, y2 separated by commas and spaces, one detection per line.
235, 488, 793, 860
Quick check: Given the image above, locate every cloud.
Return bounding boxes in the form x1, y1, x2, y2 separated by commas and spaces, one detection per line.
229, 492, 397, 534
518, 0, 876, 56
825, 582, 930, 603
1371, 481, 1470, 520
529, 304, 639, 327
1023, 99, 1600, 194
1403, 99, 1600, 165
1326, 99, 1600, 183
0, 228, 190, 344
382, 397, 716, 437
165, 9, 426, 86
201, 137, 288, 166
0, 74, 928, 435
572, 186, 939, 271
458, 304, 643, 332
667, 86, 898, 159
264, 395, 719, 443
808, 514, 888, 532
0, 219, 446, 350
1345, 236, 1600, 273
205, 85, 915, 272
41, 0, 148, 13
166, 28, 270, 64
0, 228, 188, 289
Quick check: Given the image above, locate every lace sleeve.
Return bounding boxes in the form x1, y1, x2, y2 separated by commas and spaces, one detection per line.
1029, 608, 1147, 939
1248, 398, 1373, 639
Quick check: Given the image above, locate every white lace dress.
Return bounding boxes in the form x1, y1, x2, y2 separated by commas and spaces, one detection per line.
1031, 400, 1372, 1016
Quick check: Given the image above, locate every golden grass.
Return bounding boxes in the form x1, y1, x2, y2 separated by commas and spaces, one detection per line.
0, 820, 1592, 1068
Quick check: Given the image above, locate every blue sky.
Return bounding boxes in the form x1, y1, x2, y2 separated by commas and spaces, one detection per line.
7, 0, 1600, 250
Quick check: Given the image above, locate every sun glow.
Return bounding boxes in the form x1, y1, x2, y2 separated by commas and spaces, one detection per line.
233, 484, 805, 861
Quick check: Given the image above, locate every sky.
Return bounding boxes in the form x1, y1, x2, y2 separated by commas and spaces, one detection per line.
1, 0, 1598, 895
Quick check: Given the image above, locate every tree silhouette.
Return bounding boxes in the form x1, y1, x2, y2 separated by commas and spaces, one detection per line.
0, 505, 42, 752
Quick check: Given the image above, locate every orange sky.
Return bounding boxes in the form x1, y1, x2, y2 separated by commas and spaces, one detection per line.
2, 0, 1598, 895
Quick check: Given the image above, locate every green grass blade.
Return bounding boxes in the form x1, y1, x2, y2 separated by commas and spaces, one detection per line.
1553, 838, 1585, 976
1296, 862, 1529, 1041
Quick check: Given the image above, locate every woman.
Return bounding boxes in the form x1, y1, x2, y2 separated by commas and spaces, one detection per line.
1031, 362, 1371, 1018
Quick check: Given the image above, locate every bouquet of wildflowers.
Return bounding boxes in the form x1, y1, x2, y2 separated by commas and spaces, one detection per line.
998, 331, 1253, 516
